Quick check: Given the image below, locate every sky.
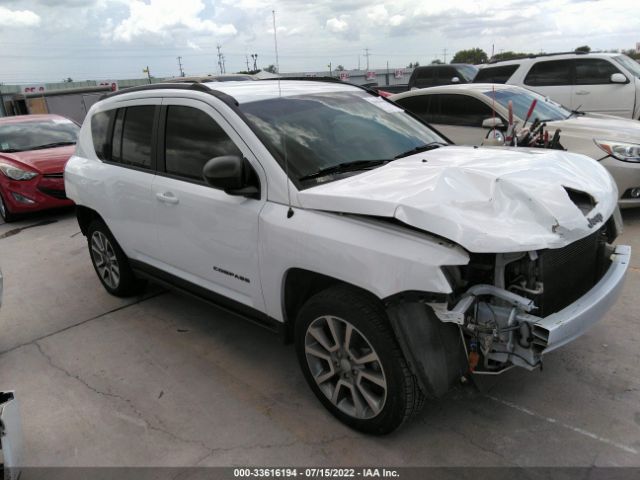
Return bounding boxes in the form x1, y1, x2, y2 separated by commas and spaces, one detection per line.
0, 0, 638, 84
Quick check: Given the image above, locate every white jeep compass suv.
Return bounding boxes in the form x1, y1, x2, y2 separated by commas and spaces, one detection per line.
65, 79, 630, 434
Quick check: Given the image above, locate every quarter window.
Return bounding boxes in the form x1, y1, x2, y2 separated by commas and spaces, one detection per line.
164, 106, 242, 181
575, 59, 624, 85
91, 110, 115, 160
524, 60, 572, 86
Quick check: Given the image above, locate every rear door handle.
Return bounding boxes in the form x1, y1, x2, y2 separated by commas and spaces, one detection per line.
575, 90, 590, 95
156, 192, 179, 204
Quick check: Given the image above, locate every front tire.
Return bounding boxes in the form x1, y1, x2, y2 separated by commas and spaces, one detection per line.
0, 190, 17, 223
87, 219, 141, 297
295, 286, 425, 434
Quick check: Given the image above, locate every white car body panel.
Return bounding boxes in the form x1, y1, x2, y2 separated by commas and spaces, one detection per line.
298, 147, 618, 253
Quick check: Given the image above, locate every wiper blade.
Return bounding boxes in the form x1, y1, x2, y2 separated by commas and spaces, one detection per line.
394, 142, 447, 159
299, 159, 388, 182
30, 141, 76, 150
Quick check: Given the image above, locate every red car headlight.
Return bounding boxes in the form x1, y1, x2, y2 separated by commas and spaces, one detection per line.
0, 163, 38, 181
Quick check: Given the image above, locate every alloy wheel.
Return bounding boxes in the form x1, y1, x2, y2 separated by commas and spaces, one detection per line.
304, 315, 387, 419
90, 231, 121, 289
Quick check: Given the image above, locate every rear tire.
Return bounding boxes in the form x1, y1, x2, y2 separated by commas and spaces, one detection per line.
87, 219, 142, 297
0, 190, 17, 223
295, 285, 425, 434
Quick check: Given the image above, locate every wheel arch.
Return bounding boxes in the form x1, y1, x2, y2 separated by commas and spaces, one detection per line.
75, 205, 103, 236
281, 268, 382, 344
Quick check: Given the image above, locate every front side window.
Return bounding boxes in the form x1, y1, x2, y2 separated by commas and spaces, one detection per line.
430, 94, 494, 126
0, 117, 79, 153
239, 91, 446, 187
524, 60, 572, 86
164, 105, 242, 180
110, 106, 155, 169
434, 67, 460, 86
613, 55, 640, 78
394, 95, 433, 123
483, 88, 570, 122
575, 59, 624, 85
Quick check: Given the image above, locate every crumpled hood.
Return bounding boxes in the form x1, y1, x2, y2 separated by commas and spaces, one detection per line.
548, 113, 640, 143
298, 146, 618, 253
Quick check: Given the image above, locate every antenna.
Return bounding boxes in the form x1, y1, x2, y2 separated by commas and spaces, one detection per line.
272, 9, 292, 218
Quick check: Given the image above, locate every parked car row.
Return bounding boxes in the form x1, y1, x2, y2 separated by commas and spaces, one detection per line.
58, 78, 630, 434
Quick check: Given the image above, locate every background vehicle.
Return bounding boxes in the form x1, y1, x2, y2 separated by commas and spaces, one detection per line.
473, 52, 640, 119
0, 114, 78, 222
408, 64, 478, 90
66, 80, 628, 434
391, 84, 640, 207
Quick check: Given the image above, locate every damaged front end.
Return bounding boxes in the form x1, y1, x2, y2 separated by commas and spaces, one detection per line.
435, 213, 629, 374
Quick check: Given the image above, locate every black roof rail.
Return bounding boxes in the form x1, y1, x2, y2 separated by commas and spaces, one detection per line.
488, 50, 589, 64
100, 82, 239, 107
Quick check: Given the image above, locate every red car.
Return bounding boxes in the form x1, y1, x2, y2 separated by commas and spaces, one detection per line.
0, 114, 78, 222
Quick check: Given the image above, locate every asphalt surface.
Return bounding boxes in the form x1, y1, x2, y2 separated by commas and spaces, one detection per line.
0, 207, 639, 467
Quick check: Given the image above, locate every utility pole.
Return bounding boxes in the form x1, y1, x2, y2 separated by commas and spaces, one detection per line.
245, 54, 250, 71
143, 66, 152, 84
328, 62, 332, 77
386, 60, 389, 86
217, 44, 226, 74
177, 56, 185, 77
251, 53, 258, 71
272, 10, 280, 74
357, 55, 360, 71
443, 48, 447, 63
364, 47, 370, 70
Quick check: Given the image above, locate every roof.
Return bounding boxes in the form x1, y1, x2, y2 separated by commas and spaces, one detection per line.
163, 74, 255, 83
390, 83, 518, 100
0, 113, 72, 125
200, 79, 361, 104
484, 52, 621, 66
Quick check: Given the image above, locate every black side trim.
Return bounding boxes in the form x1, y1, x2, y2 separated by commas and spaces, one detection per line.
129, 259, 284, 337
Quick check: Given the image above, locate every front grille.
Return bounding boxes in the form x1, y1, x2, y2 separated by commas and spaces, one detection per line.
536, 229, 604, 316
37, 186, 67, 200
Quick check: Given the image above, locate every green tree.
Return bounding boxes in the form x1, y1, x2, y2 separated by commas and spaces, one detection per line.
491, 51, 532, 62
451, 48, 488, 65
264, 64, 278, 73
430, 59, 443, 65
336, 65, 345, 71
575, 45, 591, 53
407, 61, 420, 68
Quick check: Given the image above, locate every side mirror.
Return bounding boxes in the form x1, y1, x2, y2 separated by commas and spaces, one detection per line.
202, 155, 259, 198
482, 117, 504, 129
610, 73, 628, 84
451, 76, 460, 84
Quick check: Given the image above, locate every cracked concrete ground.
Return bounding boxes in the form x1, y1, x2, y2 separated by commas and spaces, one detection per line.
0, 208, 639, 467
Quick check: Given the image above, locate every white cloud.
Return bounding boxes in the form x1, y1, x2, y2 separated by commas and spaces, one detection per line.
0, 6, 41, 27
104, 0, 237, 42
326, 16, 350, 34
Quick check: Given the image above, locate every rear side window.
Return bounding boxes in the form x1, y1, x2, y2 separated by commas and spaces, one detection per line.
110, 106, 155, 169
473, 65, 519, 83
524, 60, 571, 86
164, 106, 242, 181
91, 110, 115, 160
575, 59, 623, 85
394, 95, 433, 123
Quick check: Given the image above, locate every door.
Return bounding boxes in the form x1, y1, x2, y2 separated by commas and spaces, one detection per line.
571, 58, 635, 116
152, 99, 266, 311
93, 102, 160, 262
523, 59, 574, 108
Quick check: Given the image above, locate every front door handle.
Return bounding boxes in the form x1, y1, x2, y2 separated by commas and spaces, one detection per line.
575, 90, 590, 95
156, 192, 179, 204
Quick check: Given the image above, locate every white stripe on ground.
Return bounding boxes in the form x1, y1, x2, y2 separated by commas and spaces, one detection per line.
486, 395, 638, 455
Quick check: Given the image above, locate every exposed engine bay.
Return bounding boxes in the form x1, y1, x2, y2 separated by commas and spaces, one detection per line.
439, 213, 622, 374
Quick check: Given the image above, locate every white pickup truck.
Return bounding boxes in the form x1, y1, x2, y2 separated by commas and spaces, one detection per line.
65, 79, 630, 434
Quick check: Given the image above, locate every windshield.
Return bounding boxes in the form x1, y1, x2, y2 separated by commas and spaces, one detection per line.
0, 118, 79, 153
458, 65, 479, 82
239, 91, 446, 186
613, 55, 640, 78
483, 88, 571, 122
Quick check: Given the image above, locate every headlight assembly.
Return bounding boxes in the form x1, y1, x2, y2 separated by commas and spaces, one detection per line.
594, 139, 640, 162
0, 163, 38, 181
